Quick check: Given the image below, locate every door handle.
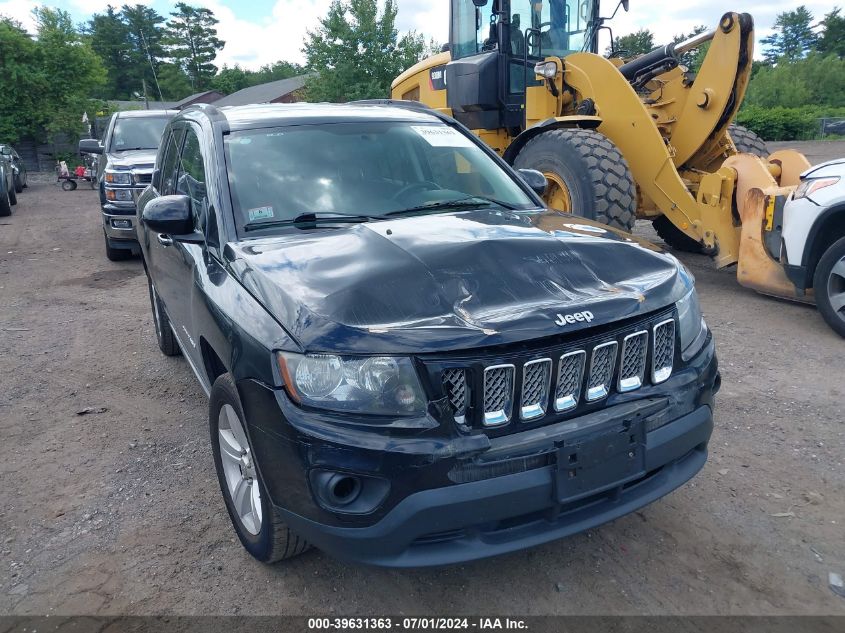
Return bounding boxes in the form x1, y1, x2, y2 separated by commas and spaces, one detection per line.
157, 234, 173, 247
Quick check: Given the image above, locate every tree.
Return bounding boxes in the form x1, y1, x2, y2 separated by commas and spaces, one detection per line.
0, 18, 47, 142
84, 6, 133, 99
302, 0, 426, 102
33, 8, 106, 141
165, 2, 224, 91
816, 7, 845, 59
157, 62, 194, 99
744, 54, 845, 109
760, 6, 817, 63
121, 4, 167, 100
609, 29, 654, 57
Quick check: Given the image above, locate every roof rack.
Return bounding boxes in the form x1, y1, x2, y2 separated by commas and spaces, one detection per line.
348, 99, 434, 112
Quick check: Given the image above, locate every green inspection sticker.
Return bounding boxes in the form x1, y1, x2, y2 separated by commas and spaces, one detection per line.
248, 206, 274, 221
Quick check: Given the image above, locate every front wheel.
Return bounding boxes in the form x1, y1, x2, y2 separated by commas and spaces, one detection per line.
513, 128, 637, 232
104, 230, 131, 262
146, 276, 180, 356
210, 374, 310, 564
14, 174, 23, 194
814, 236, 845, 338
0, 189, 11, 217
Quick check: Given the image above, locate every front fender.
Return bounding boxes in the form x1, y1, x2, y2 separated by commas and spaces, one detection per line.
502, 116, 603, 164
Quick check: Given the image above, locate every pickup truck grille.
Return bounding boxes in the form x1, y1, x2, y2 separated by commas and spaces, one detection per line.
433, 309, 677, 432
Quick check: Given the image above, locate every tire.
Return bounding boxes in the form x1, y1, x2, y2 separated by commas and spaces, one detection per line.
0, 189, 10, 217
61, 180, 77, 191
146, 276, 181, 356
813, 236, 845, 338
209, 373, 310, 564
652, 214, 704, 254
729, 124, 769, 158
14, 174, 22, 194
104, 231, 131, 262
8, 184, 16, 206
513, 128, 637, 232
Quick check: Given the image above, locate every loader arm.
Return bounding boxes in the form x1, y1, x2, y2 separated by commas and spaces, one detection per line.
562, 52, 732, 258
668, 13, 755, 168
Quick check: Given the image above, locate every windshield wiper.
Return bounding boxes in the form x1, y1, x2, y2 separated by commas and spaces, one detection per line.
243, 211, 378, 232
114, 146, 157, 152
384, 196, 520, 217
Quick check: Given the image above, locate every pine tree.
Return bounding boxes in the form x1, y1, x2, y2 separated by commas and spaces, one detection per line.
165, 3, 224, 91
760, 6, 818, 63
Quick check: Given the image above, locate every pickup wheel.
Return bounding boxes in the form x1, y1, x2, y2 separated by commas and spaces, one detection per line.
210, 374, 310, 564
814, 236, 845, 338
0, 189, 10, 217
14, 174, 23, 194
147, 277, 181, 356
8, 184, 16, 206
104, 230, 131, 262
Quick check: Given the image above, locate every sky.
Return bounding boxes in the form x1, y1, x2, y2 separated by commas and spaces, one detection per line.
0, 0, 838, 70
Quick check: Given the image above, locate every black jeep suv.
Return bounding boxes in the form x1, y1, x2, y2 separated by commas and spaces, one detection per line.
137, 102, 719, 567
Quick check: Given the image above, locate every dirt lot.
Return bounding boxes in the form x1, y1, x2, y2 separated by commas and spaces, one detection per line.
1, 141, 844, 616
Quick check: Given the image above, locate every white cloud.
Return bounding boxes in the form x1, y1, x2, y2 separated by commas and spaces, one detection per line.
0, 0, 39, 31
193, 0, 332, 69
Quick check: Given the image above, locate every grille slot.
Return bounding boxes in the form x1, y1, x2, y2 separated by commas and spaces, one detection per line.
483, 365, 515, 427
554, 351, 586, 412
652, 319, 675, 383
619, 331, 648, 392
586, 341, 618, 402
520, 358, 552, 420
442, 368, 468, 424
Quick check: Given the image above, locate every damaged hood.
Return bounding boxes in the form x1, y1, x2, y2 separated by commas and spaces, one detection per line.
227, 209, 690, 354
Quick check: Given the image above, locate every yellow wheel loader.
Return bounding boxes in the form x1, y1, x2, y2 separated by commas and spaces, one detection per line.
390, 0, 844, 324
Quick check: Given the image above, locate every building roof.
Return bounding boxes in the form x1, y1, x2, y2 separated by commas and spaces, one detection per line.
172, 90, 224, 109
212, 75, 308, 107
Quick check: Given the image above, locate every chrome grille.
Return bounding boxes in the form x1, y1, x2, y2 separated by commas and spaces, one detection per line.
483, 365, 515, 427
652, 319, 675, 383
520, 358, 551, 420
554, 351, 585, 412
586, 342, 618, 402
619, 331, 648, 392
442, 368, 468, 424
436, 310, 678, 430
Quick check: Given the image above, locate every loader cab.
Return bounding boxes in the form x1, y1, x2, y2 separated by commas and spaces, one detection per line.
446, 0, 600, 131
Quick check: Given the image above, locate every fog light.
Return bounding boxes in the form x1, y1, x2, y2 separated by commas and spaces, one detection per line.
111, 218, 132, 229
309, 469, 390, 515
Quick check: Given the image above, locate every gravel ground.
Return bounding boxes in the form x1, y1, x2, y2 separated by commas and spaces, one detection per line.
1, 142, 844, 616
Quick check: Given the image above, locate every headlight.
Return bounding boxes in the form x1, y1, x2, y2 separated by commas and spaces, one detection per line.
534, 60, 558, 79
793, 177, 840, 200
105, 188, 133, 201
276, 352, 427, 416
676, 288, 707, 359
104, 171, 131, 185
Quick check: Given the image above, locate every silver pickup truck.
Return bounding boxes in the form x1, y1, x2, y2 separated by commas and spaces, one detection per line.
80, 109, 175, 261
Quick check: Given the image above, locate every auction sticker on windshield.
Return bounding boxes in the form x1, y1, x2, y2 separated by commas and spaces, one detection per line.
411, 125, 476, 148
248, 206, 274, 221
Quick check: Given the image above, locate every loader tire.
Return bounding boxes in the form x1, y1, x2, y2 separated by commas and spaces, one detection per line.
652, 215, 704, 254
729, 124, 769, 158
513, 128, 637, 232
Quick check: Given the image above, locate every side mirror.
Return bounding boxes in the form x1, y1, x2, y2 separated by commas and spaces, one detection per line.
472, 0, 488, 7
79, 139, 103, 155
518, 169, 548, 197
141, 195, 193, 235
622, 0, 630, 12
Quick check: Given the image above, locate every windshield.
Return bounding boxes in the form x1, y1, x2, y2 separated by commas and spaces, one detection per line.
451, 0, 597, 59
110, 116, 170, 152
225, 121, 537, 237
